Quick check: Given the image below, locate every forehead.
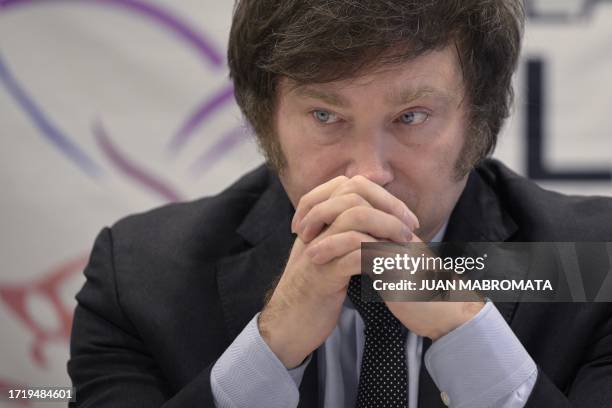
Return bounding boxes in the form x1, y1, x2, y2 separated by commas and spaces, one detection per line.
281, 45, 465, 105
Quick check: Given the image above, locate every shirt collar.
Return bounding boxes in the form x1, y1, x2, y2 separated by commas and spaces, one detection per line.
430, 220, 449, 243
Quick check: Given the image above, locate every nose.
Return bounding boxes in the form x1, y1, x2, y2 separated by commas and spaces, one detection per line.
344, 133, 394, 187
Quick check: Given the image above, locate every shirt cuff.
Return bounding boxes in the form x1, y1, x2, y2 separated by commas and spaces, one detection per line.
211, 312, 312, 408
424, 302, 537, 408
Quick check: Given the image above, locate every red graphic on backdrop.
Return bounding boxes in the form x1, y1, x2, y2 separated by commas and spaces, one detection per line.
0, 255, 87, 368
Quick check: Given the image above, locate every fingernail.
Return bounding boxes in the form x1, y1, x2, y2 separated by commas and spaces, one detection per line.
403, 226, 412, 241
407, 209, 420, 230
403, 208, 412, 225
291, 215, 299, 233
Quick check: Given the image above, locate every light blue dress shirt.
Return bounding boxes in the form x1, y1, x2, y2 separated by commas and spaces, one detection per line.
211, 225, 538, 407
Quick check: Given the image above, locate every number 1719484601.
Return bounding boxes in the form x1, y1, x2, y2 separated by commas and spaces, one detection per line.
4, 387, 74, 402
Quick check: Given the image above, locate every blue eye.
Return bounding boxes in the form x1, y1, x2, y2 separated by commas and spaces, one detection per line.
313, 110, 339, 124
399, 111, 428, 125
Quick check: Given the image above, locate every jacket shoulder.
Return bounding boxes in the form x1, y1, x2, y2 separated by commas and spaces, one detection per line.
478, 159, 612, 240
110, 165, 272, 260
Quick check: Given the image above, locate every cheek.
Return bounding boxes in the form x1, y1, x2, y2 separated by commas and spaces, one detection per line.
277, 108, 321, 159
422, 117, 467, 179
276, 113, 347, 203
391, 124, 467, 226
395, 135, 458, 184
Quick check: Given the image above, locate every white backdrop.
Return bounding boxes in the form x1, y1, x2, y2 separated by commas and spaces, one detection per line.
0, 0, 611, 405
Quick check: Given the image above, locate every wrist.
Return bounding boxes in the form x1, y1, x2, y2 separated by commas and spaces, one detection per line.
258, 307, 311, 368
427, 301, 485, 341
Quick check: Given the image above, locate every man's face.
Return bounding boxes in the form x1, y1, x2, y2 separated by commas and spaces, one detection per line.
275, 45, 471, 241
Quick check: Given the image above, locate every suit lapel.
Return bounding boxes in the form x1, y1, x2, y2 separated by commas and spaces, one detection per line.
442, 168, 519, 323
418, 168, 520, 408
216, 174, 295, 339
443, 168, 518, 244
215, 173, 320, 404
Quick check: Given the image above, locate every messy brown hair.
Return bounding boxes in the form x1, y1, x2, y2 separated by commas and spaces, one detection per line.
228, 0, 524, 175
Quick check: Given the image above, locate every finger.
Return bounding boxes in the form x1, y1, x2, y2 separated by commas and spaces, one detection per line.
410, 233, 424, 243
333, 248, 364, 278
299, 193, 372, 243
331, 175, 419, 231
305, 230, 376, 265
331, 206, 413, 243
292, 175, 349, 233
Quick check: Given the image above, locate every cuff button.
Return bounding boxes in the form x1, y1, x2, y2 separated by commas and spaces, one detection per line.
440, 391, 451, 406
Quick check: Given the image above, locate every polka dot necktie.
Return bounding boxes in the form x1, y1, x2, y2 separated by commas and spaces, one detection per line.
347, 275, 408, 408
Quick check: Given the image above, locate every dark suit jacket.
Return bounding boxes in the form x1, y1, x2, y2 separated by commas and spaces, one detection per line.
68, 159, 612, 407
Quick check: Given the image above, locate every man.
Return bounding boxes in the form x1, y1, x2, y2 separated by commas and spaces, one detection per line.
68, 0, 612, 407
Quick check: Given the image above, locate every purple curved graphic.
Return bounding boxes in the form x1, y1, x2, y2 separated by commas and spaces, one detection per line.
190, 125, 248, 176
0, 0, 245, 199
93, 120, 183, 202
0, 0, 224, 68
0, 53, 104, 178
169, 84, 235, 152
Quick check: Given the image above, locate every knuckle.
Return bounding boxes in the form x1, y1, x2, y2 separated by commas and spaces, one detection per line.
347, 176, 366, 191
317, 236, 332, 252
297, 194, 310, 211
346, 206, 368, 225
351, 174, 367, 184
307, 201, 323, 220
335, 209, 351, 226
331, 176, 350, 191
346, 192, 366, 207
346, 177, 361, 190
333, 180, 352, 196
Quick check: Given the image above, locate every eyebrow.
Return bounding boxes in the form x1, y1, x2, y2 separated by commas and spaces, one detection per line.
388, 87, 435, 105
293, 86, 349, 107
293, 84, 457, 108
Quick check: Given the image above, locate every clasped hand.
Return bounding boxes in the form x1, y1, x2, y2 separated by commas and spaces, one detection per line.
259, 175, 483, 368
